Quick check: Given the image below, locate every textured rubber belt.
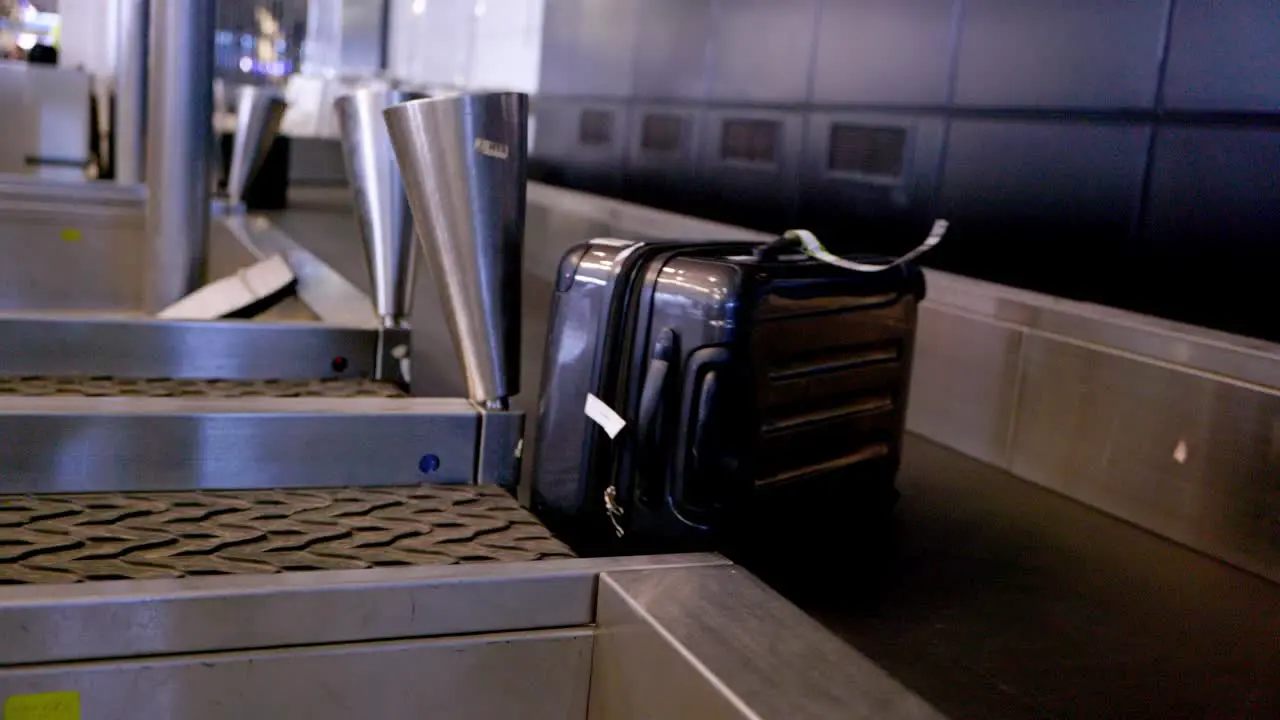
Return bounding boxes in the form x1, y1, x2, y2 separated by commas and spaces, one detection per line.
0, 376, 408, 398
0, 486, 574, 584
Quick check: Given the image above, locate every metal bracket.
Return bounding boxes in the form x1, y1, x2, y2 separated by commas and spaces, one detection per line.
476, 408, 526, 490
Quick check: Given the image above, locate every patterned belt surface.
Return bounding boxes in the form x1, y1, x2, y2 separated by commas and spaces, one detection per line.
0, 376, 408, 398
0, 485, 573, 584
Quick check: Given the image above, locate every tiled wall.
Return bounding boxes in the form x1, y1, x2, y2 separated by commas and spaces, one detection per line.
530, 0, 1280, 342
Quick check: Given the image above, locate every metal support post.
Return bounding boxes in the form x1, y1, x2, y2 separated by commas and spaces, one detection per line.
144, 0, 215, 312
114, 0, 148, 185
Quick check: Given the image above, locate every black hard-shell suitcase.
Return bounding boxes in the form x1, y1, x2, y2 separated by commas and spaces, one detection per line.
530, 233, 930, 550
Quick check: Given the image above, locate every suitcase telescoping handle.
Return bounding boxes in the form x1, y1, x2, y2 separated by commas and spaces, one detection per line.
754, 219, 949, 270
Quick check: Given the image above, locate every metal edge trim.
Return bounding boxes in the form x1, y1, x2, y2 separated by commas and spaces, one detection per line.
594, 572, 762, 720
0, 396, 477, 415
592, 565, 947, 720
0, 553, 729, 606
0, 314, 376, 332
0, 555, 728, 667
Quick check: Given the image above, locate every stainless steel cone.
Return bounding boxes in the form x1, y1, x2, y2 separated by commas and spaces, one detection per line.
335, 88, 424, 326
383, 92, 528, 406
226, 85, 286, 206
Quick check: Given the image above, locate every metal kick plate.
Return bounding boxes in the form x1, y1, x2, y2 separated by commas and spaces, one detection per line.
0, 486, 573, 584
0, 376, 407, 399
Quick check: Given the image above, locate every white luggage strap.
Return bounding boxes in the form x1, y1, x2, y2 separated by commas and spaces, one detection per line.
783, 219, 949, 272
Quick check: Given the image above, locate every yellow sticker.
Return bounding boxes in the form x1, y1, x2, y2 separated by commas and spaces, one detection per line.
59, 229, 81, 242
3, 692, 80, 720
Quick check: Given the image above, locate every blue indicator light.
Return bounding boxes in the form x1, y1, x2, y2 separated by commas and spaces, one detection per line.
418, 454, 441, 474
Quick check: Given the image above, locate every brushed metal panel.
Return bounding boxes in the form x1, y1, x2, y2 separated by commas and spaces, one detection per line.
798, 111, 945, 245
1009, 334, 1280, 584
0, 554, 727, 665
0, 630, 592, 720
589, 578, 752, 720
696, 108, 802, 230
589, 566, 945, 719
632, 0, 712, 100
1163, 0, 1280, 111
0, 177, 145, 206
812, 0, 958, 105
937, 119, 1149, 297
708, 0, 820, 103
1141, 126, 1280, 340
0, 316, 383, 381
476, 408, 525, 489
0, 397, 478, 492
906, 304, 1021, 467
924, 268, 1280, 389
954, 0, 1169, 108
0, 204, 144, 312
539, 0, 639, 97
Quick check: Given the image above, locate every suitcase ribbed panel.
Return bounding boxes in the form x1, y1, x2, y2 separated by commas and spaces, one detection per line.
751, 298, 914, 490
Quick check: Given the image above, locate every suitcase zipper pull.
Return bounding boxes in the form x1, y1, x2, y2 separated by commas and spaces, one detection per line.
604, 485, 625, 537
784, 219, 949, 272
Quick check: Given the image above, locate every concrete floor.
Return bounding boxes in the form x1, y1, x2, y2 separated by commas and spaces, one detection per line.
277, 194, 1280, 720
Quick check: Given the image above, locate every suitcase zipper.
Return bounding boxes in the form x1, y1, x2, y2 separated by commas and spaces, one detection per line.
604, 327, 677, 538
604, 485, 625, 537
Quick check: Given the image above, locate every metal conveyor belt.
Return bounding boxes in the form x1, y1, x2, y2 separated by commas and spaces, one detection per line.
0, 485, 574, 584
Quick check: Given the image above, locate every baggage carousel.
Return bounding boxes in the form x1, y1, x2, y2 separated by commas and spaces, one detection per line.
4, 431, 1274, 718
2, 181, 1275, 718
269, 191, 1280, 720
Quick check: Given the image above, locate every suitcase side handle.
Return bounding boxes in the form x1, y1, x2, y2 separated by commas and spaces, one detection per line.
671, 346, 733, 530
636, 328, 678, 504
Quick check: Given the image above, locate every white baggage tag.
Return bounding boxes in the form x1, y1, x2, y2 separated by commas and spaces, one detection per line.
585, 393, 627, 439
